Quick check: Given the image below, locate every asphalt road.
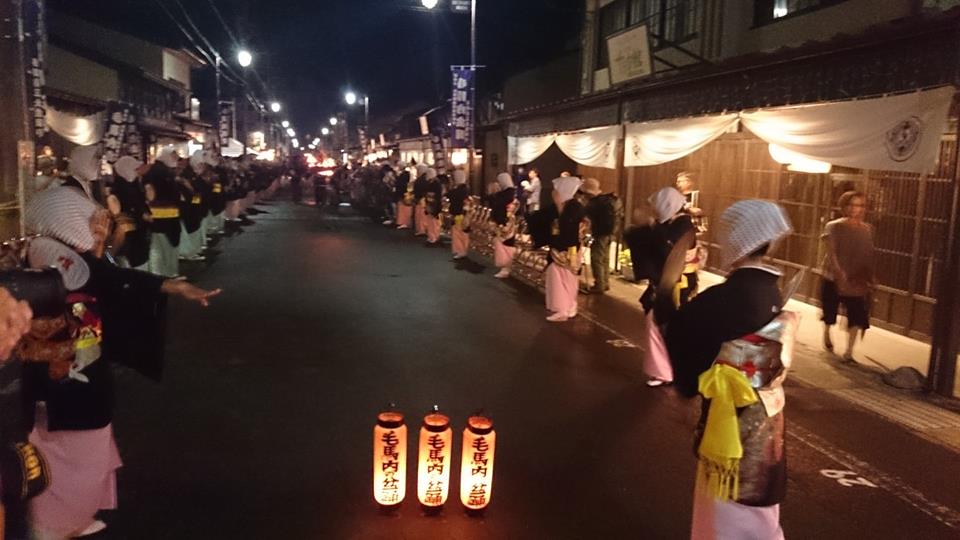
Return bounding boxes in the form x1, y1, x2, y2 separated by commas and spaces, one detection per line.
96, 201, 959, 539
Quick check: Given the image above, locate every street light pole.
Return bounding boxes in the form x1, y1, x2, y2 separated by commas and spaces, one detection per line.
215, 54, 222, 156
469, 0, 477, 185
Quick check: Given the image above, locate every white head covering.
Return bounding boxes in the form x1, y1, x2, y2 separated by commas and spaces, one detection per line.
190, 149, 218, 170
158, 146, 181, 168
496, 172, 513, 190
552, 176, 583, 204
67, 145, 100, 182
114, 156, 143, 182
453, 170, 467, 185
416, 164, 429, 177
25, 186, 99, 252
426, 168, 438, 180
27, 237, 90, 291
649, 187, 686, 223
717, 200, 793, 269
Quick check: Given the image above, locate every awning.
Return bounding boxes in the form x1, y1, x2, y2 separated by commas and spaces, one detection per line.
508, 125, 622, 169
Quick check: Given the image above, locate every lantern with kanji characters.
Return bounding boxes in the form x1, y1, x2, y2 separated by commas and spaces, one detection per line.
417, 407, 453, 509
373, 410, 407, 508
460, 414, 496, 511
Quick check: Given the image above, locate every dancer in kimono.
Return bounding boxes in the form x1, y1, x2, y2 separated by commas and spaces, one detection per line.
543, 176, 586, 322
18, 187, 220, 539
142, 148, 182, 277
448, 170, 470, 259
394, 167, 413, 230
490, 173, 518, 279
412, 164, 429, 236
665, 200, 796, 540
423, 169, 444, 245
108, 157, 151, 270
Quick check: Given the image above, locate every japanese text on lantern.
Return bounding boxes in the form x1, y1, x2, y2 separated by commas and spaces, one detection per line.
373, 411, 407, 506
460, 415, 496, 510
417, 410, 453, 507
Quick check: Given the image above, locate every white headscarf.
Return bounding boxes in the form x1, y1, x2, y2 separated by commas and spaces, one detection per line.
496, 172, 513, 190
190, 149, 218, 171
649, 187, 686, 223
552, 176, 583, 204
25, 186, 99, 252
67, 145, 100, 182
416, 164, 429, 177
114, 156, 143, 182
718, 200, 793, 269
426, 168, 438, 180
158, 147, 181, 168
453, 170, 467, 185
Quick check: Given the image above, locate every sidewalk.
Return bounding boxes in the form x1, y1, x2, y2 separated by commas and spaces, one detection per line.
582, 271, 960, 452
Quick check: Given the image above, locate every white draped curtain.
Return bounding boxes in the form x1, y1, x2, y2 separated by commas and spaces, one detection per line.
45, 107, 104, 146
624, 114, 738, 166
508, 125, 621, 169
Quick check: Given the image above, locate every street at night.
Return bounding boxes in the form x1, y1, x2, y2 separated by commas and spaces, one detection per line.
88, 202, 957, 539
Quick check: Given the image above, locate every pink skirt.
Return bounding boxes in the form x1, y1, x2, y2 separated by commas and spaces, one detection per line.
397, 204, 413, 227
691, 484, 783, 540
451, 223, 470, 257
493, 239, 516, 269
226, 200, 241, 220
643, 310, 674, 382
426, 215, 441, 243
28, 405, 121, 538
415, 205, 428, 235
545, 263, 578, 315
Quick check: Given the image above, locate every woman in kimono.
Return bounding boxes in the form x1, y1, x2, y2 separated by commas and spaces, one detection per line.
412, 164, 430, 237
423, 168, 444, 245
448, 170, 471, 259
544, 176, 586, 322
490, 173, 518, 279
142, 149, 182, 277
17, 187, 221, 539
665, 200, 797, 540
107, 156, 151, 270
394, 167, 413, 230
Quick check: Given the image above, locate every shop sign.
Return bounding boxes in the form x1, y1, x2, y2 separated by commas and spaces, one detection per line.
450, 67, 474, 148
607, 24, 653, 85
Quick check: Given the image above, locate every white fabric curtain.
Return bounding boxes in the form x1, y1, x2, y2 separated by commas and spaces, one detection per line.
507, 133, 557, 166
624, 114, 738, 166
45, 107, 104, 146
555, 125, 621, 169
740, 86, 954, 174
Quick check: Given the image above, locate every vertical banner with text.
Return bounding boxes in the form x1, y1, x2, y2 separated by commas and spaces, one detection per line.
218, 100, 236, 149
23, 0, 48, 142
430, 130, 447, 173
450, 67, 474, 148
102, 102, 131, 164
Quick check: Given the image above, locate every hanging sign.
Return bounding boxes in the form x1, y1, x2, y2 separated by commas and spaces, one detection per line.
450, 0, 470, 13
123, 110, 142, 159
430, 130, 447, 173
102, 102, 131, 164
23, 0, 48, 140
218, 100, 235, 147
450, 67, 474, 148
607, 25, 653, 85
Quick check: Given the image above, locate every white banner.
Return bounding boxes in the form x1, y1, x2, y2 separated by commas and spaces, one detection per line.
740, 86, 954, 174
507, 133, 556, 166
508, 125, 621, 169
624, 114, 738, 167
45, 107, 103, 146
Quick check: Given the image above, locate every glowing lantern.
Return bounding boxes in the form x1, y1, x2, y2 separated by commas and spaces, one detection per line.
417, 407, 453, 509
460, 414, 496, 511
373, 410, 407, 508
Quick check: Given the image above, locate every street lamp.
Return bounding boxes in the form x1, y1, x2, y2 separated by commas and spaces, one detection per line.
270, 102, 281, 113
329, 117, 339, 126
321, 127, 330, 136
281, 120, 290, 128
286, 128, 296, 137
421, 0, 439, 8
344, 91, 370, 132
344, 91, 357, 106
237, 49, 253, 67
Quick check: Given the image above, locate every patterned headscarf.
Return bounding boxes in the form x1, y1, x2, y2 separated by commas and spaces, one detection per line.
649, 187, 685, 224
25, 186, 99, 252
114, 156, 143, 182
717, 200, 792, 269
552, 176, 583, 204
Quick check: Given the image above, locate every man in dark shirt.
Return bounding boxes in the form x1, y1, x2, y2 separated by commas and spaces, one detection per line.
582, 178, 621, 294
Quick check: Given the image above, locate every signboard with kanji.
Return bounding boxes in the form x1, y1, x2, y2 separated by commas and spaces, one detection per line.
450, 67, 474, 148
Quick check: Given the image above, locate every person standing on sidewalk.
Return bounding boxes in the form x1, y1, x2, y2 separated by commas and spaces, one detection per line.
544, 176, 586, 322
448, 169, 471, 259
664, 200, 797, 540
412, 164, 430, 237
582, 178, 621, 294
522, 168, 542, 214
820, 190, 875, 361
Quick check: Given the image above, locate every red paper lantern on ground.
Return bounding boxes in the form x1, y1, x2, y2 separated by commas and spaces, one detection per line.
417, 408, 453, 509
373, 410, 407, 507
460, 414, 496, 511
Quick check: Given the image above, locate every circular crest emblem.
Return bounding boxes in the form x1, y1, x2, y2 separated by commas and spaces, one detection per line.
885, 116, 923, 162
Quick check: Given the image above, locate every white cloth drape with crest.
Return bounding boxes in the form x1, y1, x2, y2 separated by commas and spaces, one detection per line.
624, 114, 738, 166
45, 107, 104, 146
508, 125, 621, 169
507, 133, 555, 166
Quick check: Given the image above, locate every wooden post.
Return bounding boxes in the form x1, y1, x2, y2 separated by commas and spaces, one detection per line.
0, 0, 33, 238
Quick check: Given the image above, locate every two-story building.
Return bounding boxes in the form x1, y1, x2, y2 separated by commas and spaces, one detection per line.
482, 0, 960, 396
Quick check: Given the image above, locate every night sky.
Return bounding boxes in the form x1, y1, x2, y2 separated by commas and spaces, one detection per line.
49, 0, 583, 135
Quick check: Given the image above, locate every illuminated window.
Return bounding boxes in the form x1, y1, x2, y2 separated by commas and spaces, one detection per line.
753, 0, 849, 26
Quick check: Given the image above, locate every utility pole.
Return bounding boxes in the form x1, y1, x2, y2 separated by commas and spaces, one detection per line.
0, 0, 36, 238
468, 0, 477, 186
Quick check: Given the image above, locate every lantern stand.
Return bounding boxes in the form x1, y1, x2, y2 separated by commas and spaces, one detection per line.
461, 411, 496, 517
418, 405, 453, 516
373, 405, 407, 513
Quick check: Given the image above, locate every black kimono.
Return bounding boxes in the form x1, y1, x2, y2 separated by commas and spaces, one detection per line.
142, 162, 181, 247
111, 177, 151, 267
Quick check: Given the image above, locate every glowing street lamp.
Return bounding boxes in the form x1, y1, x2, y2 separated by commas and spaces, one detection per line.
321, 127, 330, 136
421, 0, 439, 8
373, 410, 408, 508
237, 49, 253, 67
281, 120, 290, 128
286, 128, 296, 137
270, 102, 281, 113
344, 91, 358, 106
417, 407, 452, 510
460, 414, 496, 512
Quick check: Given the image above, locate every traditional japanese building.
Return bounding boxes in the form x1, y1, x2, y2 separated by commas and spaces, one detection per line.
479, 0, 960, 396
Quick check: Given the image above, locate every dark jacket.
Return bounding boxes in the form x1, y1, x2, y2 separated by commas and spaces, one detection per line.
585, 193, 620, 237
425, 180, 443, 217
448, 184, 469, 215
489, 187, 516, 226
550, 200, 585, 251
111, 178, 151, 267
142, 162, 182, 246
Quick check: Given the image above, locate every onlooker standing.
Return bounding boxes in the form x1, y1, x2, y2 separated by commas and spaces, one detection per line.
522, 168, 542, 213
582, 178, 621, 294
821, 190, 875, 361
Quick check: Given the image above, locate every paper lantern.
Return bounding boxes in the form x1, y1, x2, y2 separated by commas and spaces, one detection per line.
417, 408, 453, 509
460, 414, 496, 511
373, 411, 407, 507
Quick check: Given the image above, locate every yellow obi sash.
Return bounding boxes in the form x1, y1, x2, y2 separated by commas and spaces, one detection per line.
151, 207, 180, 219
